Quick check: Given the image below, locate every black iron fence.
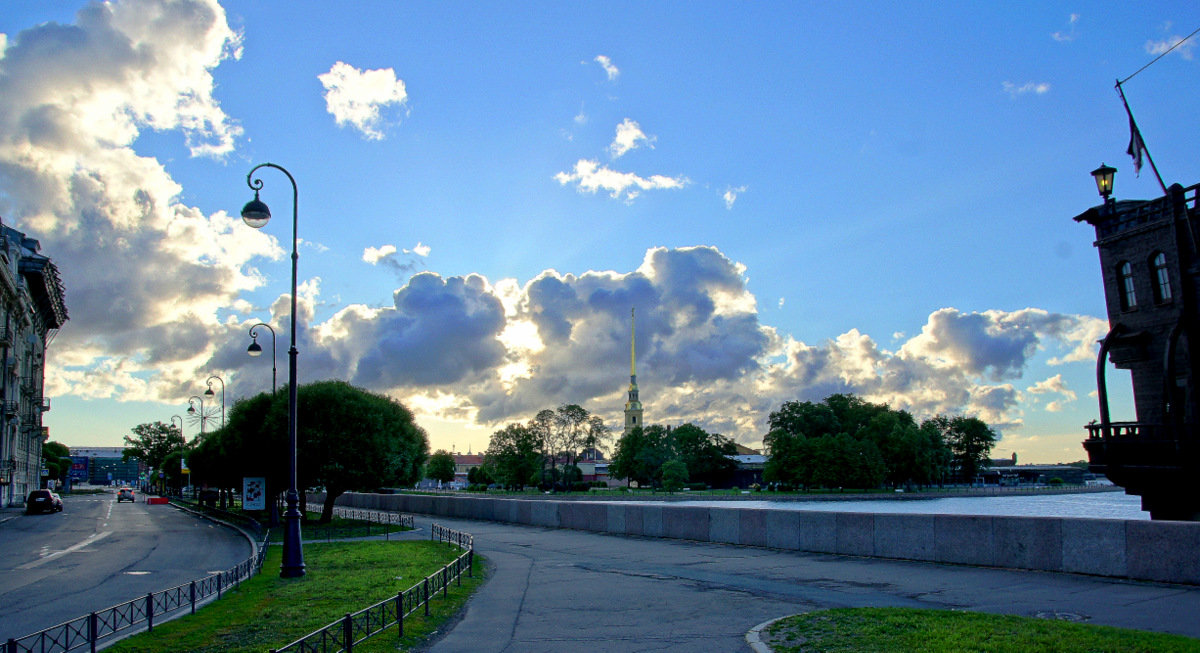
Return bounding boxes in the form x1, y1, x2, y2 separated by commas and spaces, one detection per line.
302, 503, 415, 540
5, 532, 269, 653
269, 523, 474, 653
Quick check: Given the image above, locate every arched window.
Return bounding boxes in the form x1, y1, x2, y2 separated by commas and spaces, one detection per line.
1152, 252, 1172, 304
1118, 261, 1137, 310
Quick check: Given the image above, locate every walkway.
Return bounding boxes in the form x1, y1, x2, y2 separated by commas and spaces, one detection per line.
417, 515, 1200, 652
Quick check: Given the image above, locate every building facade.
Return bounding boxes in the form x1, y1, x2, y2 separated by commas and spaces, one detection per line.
0, 221, 68, 507
1075, 180, 1200, 519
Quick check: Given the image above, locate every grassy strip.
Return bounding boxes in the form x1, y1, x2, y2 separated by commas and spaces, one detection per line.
105, 540, 485, 653
300, 510, 412, 541
762, 608, 1200, 653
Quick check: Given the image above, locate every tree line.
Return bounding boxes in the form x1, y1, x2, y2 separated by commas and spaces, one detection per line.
122, 381, 428, 522
469, 404, 612, 491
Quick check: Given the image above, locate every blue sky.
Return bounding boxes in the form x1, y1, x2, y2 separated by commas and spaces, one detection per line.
2, 1, 1197, 462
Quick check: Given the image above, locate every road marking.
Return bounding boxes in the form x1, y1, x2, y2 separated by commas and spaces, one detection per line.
18, 531, 113, 569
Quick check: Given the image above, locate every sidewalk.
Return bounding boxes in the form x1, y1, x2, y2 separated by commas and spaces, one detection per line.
418, 515, 1200, 653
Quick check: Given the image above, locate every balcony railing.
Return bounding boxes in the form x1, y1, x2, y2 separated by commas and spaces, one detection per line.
1084, 421, 1162, 440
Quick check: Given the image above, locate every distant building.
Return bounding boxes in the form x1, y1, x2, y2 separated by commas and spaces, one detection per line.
69, 446, 143, 487
0, 222, 67, 507
624, 308, 643, 434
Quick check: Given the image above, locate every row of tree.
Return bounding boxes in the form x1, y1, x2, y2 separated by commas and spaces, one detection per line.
764, 394, 996, 489
478, 404, 611, 491
122, 381, 429, 522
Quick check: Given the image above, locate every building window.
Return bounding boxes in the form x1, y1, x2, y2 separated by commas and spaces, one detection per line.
1152, 252, 1172, 304
1118, 261, 1137, 311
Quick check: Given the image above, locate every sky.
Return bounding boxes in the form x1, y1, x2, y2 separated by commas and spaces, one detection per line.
1, 1, 1197, 464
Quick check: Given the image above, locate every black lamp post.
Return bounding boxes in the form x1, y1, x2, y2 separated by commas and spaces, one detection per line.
241, 162, 306, 578
1092, 163, 1117, 202
204, 375, 225, 428
187, 395, 205, 435
248, 323, 277, 394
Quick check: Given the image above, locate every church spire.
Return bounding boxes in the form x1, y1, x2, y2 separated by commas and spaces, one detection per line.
624, 307, 643, 434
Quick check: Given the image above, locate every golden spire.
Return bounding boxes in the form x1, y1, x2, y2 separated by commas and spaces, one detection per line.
630, 307, 636, 379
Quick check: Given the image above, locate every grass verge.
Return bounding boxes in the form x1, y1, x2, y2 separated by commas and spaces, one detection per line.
105, 540, 486, 653
762, 607, 1200, 653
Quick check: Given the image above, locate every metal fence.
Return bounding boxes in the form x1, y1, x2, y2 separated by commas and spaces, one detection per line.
269, 523, 475, 653
302, 503, 415, 540
5, 532, 270, 653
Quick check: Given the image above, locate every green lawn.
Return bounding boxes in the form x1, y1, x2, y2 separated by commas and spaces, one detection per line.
105, 540, 485, 653
762, 608, 1200, 653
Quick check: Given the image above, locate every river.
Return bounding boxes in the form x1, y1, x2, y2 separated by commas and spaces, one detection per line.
617, 489, 1150, 520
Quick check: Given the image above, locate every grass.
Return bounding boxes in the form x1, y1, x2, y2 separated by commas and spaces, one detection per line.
300, 510, 412, 541
105, 540, 486, 653
762, 608, 1200, 653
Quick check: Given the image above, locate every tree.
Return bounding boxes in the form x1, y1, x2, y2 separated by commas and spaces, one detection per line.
661, 459, 688, 493
484, 423, 543, 490
928, 415, 997, 483
123, 421, 185, 471
42, 441, 72, 485
670, 423, 737, 488
427, 450, 457, 486
609, 424, 673, 488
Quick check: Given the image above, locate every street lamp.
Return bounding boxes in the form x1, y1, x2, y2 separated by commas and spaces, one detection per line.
242, 162, 306, 578
1092, 163, 1117, 202
187, 395, 205, 435
204, 375, 225, 428
171, 415, 184, 438
248, 323, 277, 394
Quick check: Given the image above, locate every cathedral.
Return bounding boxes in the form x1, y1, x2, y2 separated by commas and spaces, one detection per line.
624, 308, 643, 434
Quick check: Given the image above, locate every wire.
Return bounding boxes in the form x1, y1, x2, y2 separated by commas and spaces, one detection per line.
1118, 26, 1200, 86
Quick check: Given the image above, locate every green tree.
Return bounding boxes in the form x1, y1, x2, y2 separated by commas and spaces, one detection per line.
670, 423, 737, 488
484, 423, 543, 490
661, 458, 688, 493
427, 450, 457, 486
123, 421, 185, 471
927, 415, 997, 483
42, 441, 72, 486
609, 424, 673, 488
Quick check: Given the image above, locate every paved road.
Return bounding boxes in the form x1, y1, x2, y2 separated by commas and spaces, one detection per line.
419, 515, 1200, 653
0, 492, 250, 639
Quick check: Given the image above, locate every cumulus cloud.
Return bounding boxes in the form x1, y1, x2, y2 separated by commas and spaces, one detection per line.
554, 159, 688, 201
1003, 81, 1051, 97
594, 55, 619, 81
0, 0, 280, 404
609, 118, 654, 158
724, 185, 747, 209
362, 242, 429, 279
318, 61, 408, 139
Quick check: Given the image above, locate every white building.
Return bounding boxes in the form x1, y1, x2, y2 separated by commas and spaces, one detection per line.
0, 222, 68, 507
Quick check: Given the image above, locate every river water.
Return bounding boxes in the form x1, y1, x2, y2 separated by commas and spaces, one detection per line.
621, 490, 1150, 520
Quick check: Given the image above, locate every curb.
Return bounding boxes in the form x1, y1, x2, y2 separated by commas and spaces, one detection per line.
746, 614, 805, 653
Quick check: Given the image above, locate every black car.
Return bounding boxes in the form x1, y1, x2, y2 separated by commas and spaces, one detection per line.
26, 489, 63, 514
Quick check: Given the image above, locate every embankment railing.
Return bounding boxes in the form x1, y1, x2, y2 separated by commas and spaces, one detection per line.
5, 531, 269, 653
302, 503, 415, 540
269, 523, 474, 653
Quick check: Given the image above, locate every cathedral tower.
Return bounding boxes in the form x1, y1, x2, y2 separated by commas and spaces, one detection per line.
624, 308, 643, 434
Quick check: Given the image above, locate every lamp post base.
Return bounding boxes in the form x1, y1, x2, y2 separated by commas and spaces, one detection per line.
280, 490, 306, 577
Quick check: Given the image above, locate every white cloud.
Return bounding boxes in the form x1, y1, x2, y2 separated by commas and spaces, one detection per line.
594, 55, 619, 81
318, 61, 408, 140
363, 244, 398, 264
1003, 81, 1051, 97
609, 118, 654, 158
408, 242, 431, 257
1052, 13, 1079, 42
723, 185, 747, 209
1146, 33, 1197, 60
554, 159, 688, 201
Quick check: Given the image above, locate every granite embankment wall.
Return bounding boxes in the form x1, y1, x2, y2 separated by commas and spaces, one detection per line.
324, 492, 1200, 584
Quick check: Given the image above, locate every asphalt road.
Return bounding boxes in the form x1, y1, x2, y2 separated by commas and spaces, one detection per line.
0, 491, 250, 640
421, 515, 1200, 653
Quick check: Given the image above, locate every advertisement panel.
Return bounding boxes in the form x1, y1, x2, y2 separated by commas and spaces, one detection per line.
243, 477, 266, 510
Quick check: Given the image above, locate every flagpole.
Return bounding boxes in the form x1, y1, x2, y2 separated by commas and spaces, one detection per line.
1115, 80, 1167, 194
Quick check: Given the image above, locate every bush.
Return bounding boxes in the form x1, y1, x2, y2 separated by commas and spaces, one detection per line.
1048, 477, 1064, 486
685, 482, 708, 491
570, 481, 592, 492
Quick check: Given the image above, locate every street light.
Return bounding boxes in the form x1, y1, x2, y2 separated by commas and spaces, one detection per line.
1092, 163, 1117, 201
204, 375, 225, 428
187, 395, 205, 435
248, 323, 278, 394
171, 415, 184, 438
242, 162, 306, 578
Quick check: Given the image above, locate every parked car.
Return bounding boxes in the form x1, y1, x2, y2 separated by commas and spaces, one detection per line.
117, 487, 135, 503
26, 489, 63, 514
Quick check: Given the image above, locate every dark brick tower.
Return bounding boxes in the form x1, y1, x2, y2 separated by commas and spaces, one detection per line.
1074, 170, 1200, 520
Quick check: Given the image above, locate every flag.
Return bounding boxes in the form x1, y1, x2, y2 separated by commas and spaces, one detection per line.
1126, 114, 1145, 176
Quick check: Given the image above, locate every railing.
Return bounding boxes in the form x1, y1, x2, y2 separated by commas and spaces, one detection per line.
269, 524, 474, 653
5, 532, 270, 653
1084, 421, 1164, 440
303, 503, 415, 540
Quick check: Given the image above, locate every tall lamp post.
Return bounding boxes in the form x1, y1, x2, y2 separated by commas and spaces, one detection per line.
171, 415, 184, 438
204, 375, 226, 428
247, 323, 277, 394
241, 162, 306, 578
187, 395, 206, 435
